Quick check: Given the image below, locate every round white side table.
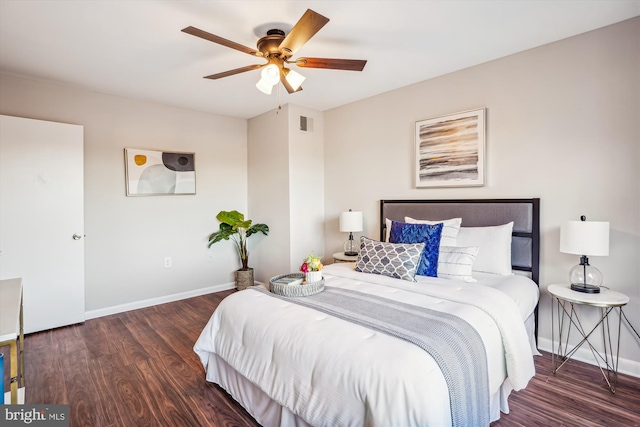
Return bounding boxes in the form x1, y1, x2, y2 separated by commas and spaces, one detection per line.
333, 252, 358, 263
547, 283, 629, 393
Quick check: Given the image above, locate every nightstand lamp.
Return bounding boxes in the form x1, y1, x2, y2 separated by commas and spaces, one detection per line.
560, 215, 609, 293
339, 209, 363, 257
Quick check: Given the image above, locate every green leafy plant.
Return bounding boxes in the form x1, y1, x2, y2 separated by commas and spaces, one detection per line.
208, 210, 269, 269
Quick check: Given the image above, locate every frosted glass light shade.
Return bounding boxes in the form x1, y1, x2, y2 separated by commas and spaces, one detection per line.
256, 64, 280, 94
261, 64, 280, 85
284, 68, 305, 90
560, 220, 609, 256
256, 78, 274, 94
339, 211, 363, 232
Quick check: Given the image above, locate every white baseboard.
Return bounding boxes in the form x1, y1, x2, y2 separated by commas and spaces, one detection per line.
537, 337, 640, 378
85, 282, 236, 320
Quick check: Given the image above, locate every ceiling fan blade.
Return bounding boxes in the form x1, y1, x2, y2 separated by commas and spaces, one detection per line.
295, 58, 367, 71
279, 68, 303, 94
279, 9, 329, 57
182, 26, 262, 57
204, 64, 264, 80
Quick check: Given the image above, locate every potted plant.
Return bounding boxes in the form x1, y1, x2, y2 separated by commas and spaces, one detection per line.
208, 210, 269, 290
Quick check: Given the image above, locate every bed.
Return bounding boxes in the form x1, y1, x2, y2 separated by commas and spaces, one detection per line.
194, 198, 541, 427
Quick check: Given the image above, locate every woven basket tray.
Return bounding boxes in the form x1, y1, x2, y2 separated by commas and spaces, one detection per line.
269, 273, 325, 297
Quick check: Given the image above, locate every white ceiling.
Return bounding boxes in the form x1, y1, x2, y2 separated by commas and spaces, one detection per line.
1, 1, 638, 119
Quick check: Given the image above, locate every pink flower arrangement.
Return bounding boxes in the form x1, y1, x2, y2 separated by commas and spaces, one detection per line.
300, 253, 323, 273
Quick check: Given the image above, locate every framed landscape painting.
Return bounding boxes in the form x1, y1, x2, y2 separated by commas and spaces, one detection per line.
415, 108, 485, 188
125, 148, 196, 196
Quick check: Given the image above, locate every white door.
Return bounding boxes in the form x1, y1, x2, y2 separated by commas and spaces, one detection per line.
0, 115, 85, 333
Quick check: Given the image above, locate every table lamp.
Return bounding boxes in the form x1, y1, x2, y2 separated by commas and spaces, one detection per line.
559, 215, 609, 293
339, 209, 363, 256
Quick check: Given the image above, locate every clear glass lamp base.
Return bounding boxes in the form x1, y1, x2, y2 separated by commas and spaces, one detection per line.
343, 237, 358, 257
569, 263, 603, 294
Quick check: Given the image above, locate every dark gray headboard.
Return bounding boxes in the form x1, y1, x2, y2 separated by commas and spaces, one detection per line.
380, 198, 540, 285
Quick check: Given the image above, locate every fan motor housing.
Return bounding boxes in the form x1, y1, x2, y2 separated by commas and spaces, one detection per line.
257, 29, 285, 57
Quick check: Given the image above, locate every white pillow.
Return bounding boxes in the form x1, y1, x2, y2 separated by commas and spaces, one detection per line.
385, 218, 392, 242
437, 246, 479, 282
404, 217, 462, 247
456, 222, 513, 275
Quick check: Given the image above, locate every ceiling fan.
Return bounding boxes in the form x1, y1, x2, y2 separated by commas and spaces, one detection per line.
182, 9, 367, 95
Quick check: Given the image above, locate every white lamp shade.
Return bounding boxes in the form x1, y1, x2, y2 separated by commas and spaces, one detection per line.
560, 220, 609, 256
284, 69, 305, 90
339, 211, 363, 232
261, 64, 280, 85
256, 78, 273, 94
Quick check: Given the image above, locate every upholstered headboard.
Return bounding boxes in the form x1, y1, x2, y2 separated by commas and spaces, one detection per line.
380, 198, 540, 285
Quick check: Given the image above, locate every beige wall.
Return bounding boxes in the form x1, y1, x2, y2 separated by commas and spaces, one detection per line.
247, 104, 325, 282
287, 104, 325, 270
247, 105, 291, 282
0, 74, 248, 313
324, 17, 640, 373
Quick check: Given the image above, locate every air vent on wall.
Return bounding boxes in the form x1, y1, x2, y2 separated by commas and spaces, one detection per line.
300, 116, 314, 132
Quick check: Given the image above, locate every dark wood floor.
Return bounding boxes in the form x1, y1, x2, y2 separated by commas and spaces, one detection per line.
4, 290, 640, 426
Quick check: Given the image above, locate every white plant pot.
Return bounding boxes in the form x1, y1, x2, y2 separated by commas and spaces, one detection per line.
305, 271, 322, 283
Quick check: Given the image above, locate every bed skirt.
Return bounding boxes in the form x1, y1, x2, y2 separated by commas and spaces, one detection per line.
207, 352, 313, 427
206, 352, 517, 426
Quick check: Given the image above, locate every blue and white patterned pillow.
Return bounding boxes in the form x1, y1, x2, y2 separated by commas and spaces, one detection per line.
355, 236, 425, 282
389, 221, 443, 277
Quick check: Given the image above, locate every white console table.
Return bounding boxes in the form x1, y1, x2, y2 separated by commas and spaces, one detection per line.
0, 278, 25, 404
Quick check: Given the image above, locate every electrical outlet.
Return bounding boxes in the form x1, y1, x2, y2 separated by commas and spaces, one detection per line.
164, 257, 172, 268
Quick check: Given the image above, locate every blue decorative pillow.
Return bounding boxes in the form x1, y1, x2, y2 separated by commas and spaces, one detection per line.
389, 221, 443, 277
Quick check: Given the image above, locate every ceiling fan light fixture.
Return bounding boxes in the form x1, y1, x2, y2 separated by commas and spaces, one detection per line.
284, 68, 305, 91
256, 78, 274, 95
184, 9, 367, 95
261, 63, 280, 85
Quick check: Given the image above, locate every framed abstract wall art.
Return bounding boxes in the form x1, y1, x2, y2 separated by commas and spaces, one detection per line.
125, 148, 196, 196
415, 108, 485, 188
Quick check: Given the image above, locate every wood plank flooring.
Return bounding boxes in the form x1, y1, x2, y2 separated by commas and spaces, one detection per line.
6, 290, 639, 426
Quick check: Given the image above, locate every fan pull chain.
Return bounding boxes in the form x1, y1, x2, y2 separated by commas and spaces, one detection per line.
276, 83, 282, 114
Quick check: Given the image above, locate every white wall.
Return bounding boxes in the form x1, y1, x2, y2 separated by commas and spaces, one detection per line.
247, 104, 326, 282
247, 105, 291, 282
0, 74, 248, 313
324, 18, 640, 373
287, 105, 325, 269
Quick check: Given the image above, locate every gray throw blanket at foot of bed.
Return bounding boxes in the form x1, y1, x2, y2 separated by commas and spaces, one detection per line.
256, 285, 490, 427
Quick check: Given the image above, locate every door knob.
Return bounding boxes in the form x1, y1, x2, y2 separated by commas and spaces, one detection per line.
72, 234, 82, 240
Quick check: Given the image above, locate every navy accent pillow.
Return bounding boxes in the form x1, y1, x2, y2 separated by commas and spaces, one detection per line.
389, 221, 443, 277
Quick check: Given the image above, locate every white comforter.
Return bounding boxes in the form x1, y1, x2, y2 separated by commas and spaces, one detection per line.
194, 264, 536, 427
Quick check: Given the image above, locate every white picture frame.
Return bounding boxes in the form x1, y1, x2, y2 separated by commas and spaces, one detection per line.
415, 108, 485, 188
125, 148, 196, 196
